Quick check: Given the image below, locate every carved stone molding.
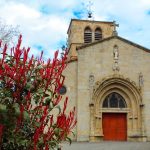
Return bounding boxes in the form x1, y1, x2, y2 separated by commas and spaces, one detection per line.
89, 74, 95, 87
139, 72, 144, 88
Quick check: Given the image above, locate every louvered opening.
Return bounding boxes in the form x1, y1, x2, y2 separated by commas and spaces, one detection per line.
84, 27, 92, 43
95, 28, 102, 41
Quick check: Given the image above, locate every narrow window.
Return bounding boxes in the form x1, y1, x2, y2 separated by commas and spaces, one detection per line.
95, 28, 102, 41
84, 27, 92, 43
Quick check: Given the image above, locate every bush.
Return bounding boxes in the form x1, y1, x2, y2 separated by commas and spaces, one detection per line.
0, 35, 76, 150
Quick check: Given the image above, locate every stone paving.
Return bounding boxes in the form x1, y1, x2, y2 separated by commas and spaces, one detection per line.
61, 141, 150, 150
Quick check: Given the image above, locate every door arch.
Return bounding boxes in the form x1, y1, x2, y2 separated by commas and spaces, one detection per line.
89, 75, 145, 142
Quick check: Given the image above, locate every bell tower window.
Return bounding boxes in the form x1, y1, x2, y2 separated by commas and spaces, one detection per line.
95, 27, 102, 41
84, 27, 92, 43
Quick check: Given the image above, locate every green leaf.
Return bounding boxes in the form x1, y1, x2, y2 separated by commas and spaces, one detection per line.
0, 104, 6, 111
49, 101, 54, 110
25, 83, 33, 90
35, 122, 41, 127
54, 128, 60, 135
38, 137, 44, 146
20, 139, 28, 146
48, 141, 58, 149
44, 93, 50, 97
36, 65, 43, 70
23, 111, 30, 120
13, 103, 20, 115
55, 105, 61, 114
70, 131, 76, 137
38, 89, 44, 94
44, 98, 51, 106
66, 137, 72, 145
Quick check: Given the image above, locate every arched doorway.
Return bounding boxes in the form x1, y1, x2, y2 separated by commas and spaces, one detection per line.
89, 75, 145, 142
102, 92, 127, 141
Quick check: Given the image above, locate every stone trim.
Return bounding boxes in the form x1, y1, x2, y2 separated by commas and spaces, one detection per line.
67, 19, 113, 34
77, 36, 150, 52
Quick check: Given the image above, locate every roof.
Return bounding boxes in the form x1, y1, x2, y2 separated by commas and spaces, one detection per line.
76, 36, 150, 52
67, 19, 113, 34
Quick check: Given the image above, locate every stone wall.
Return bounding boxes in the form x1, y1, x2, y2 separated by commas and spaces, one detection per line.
67, 19, 114, 59
64, 19, 150, 141
74, 37, 150, 141
62, 61, 78, 140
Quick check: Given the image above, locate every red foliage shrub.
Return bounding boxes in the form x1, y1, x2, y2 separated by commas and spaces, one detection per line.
0, 35, 76, 149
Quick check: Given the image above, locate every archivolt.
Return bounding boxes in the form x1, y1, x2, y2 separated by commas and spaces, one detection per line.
92, 75, 142, 108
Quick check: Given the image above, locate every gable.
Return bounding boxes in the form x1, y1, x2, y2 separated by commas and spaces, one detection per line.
77, 36, 150, 83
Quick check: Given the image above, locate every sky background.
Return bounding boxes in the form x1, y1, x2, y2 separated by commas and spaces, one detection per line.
0, 0, 150, 59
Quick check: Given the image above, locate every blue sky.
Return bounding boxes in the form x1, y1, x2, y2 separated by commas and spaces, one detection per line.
0, 0, 150, 59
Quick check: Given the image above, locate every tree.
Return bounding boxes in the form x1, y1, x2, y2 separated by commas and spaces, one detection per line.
0, 18, 19, 46
0, 35, 76, 150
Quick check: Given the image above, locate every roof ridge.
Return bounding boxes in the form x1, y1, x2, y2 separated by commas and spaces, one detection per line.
77, 36, 150, 52
67, 19, 113, 34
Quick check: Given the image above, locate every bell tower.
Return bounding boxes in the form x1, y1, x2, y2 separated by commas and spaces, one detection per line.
67, 19, 116, 60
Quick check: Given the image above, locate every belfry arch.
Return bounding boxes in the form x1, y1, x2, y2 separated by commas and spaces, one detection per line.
89, 75, 146, 142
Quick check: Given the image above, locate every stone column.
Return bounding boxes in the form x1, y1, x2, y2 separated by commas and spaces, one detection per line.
89, 74, 95, 141
138, 72, 146, 141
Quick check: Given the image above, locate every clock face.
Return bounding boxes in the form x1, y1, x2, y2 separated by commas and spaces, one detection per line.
59, 85, 67, 95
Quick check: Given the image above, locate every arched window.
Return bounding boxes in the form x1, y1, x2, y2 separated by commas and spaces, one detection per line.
84, 27, 92, 43
103, 92, 127, 108
95, 27, 102, 41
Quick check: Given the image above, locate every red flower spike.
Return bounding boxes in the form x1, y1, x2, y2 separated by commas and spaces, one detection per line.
63, 97, 68, 114
1, 44, 7, 65
0, 124, 4, 144
45, 144, 49, 150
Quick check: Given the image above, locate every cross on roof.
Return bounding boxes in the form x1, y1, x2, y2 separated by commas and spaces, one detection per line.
87, 1, 93, 19
112, 21, 119, 31
111, 21, 119, 36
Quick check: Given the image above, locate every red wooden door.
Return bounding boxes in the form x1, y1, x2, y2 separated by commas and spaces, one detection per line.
102, 113, 127, 141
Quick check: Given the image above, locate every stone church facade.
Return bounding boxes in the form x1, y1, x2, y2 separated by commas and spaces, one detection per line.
63, 19, 150, 142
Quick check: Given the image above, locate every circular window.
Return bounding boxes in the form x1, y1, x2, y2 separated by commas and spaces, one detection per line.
59, 85, 67, 95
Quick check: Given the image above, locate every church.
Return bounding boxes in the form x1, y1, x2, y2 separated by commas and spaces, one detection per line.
62, 17, 150, 142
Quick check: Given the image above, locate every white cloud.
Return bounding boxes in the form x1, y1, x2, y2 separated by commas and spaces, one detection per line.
0, 0, 149, 59
87, 0, 150, 48
0, 0, 71, 58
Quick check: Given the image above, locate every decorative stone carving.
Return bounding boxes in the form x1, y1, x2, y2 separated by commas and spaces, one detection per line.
112, 45, 120, 72
112, 61, 120, 71
89, 74, 95, 87
139, 72, 144, 87
89, 74, 95, 105
113, 45, 119, 60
